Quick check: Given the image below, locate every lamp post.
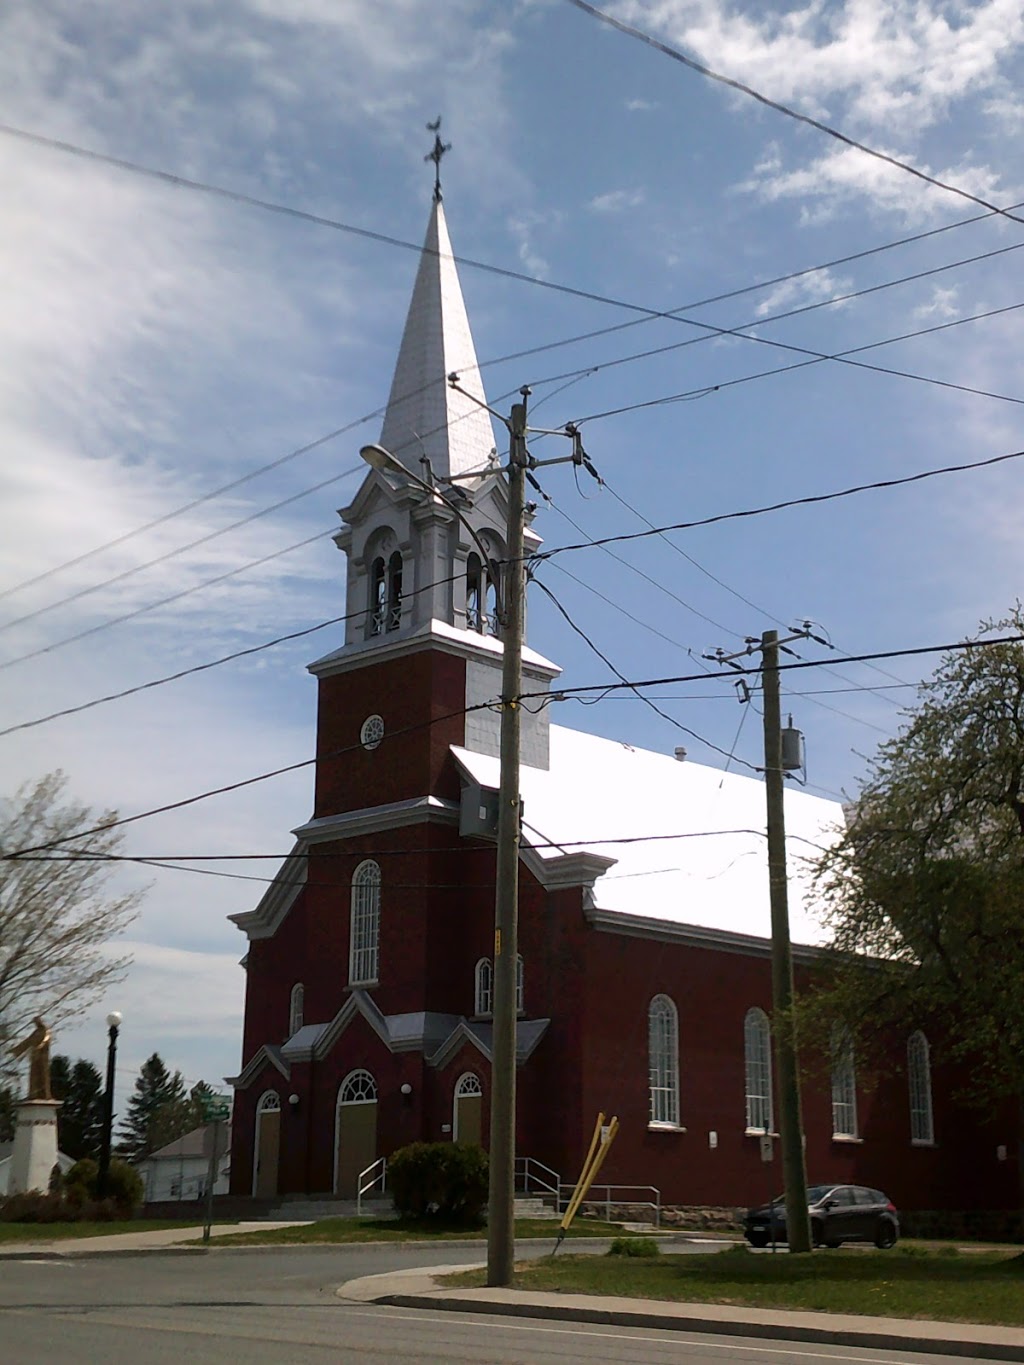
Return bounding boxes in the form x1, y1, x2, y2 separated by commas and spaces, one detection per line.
96, 1010, 122, 1200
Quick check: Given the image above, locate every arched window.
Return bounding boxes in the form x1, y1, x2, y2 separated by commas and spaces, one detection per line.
369, 556, 386, 636
466, 553, 484, 633
455, 1072, 482, 1099
831, 1026, 858, 1138
386, 550, 403, 632
648, 994, 679, 1127
515, 954, 524, 1014
338, 1069, 378, 1105
744, 1007, 773, 1133
484, 575, 500, 638
475, 958, 493, 1016
908, 1030, 934, 1145
289, 983, 304, 1037
350, 860, 381, 985
257, 1089, 280, 1115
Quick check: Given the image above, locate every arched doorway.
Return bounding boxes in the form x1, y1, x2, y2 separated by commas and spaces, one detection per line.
453, 1072, 483, 1146
252, 1090, 281, 1197
334, 1070, 378, 1197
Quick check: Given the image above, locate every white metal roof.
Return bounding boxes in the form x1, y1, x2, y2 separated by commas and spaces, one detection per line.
452, 724, 845, 946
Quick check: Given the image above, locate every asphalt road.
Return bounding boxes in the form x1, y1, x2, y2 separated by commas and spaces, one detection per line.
0, 1245, 1006, 1364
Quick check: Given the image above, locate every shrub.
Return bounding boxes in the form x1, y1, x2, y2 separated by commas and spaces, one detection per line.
105, 1159, 143, 1212
0, 1191, 75, 1223
608, 1235, 661, 1258
62, 1156, 141, 1214
64, 1158, 99, 1200
388, 1142, 488, 1226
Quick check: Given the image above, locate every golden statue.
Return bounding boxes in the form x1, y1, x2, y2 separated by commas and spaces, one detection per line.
11, 1017, 52, 1101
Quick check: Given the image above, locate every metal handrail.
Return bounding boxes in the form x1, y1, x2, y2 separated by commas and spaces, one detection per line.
514, 1156, 561, 1199
356, 1156, 387, 1216
560, 1182, 662, 1228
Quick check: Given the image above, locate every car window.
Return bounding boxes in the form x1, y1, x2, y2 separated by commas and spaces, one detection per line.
830, 1186, 854, 1205
805, 1185, 831, 1202
852, 1187, 876, 1205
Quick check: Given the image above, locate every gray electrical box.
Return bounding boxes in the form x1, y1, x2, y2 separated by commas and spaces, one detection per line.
460, 780, 501, 839
781, 720, 804, 772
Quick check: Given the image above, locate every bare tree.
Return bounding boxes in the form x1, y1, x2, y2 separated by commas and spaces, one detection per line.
0, 772, 142, 1070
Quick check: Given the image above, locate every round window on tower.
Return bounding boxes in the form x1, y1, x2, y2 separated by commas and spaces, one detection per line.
360, 714, 385, 752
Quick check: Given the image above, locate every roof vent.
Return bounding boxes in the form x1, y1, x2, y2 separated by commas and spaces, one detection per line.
673, 746, 688, 762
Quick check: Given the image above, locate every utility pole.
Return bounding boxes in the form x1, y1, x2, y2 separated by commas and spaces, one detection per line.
761, 630, 812, 1254
486, 390, 529, 1287
707, 628, 812, 1254
364, 383, 594, 1289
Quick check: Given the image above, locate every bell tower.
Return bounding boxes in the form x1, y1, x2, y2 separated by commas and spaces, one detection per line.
307, 191, 559, 821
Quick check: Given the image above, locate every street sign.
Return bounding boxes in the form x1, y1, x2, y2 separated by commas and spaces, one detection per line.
759, 1134, 774, 1163
201, 1093, 231, 1124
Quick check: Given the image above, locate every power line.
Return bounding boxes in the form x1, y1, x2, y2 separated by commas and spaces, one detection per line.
564, 0, 1024, 228
519, 632, 1024, 703
0, 569, 465, 739
536, 445, 1024, 563
533, 575, 762, 772
567, 298, 1024, 425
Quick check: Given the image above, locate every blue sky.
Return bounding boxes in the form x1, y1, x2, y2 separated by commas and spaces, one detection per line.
2, 0, 1023, 1102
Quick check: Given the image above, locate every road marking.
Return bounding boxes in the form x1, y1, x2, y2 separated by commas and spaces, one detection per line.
341, 1304, 932, 1363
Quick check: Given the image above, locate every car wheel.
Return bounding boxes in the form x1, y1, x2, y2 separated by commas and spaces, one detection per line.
811, 1221, 824, 1249
874, 1221, 897, 1250
747, 1232, 769, 1249
824, 1240, 842, 1249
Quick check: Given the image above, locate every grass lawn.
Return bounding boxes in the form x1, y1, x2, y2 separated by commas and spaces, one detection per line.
205, 1216, 626, 1247
0, 1219, 213, 1244
449, 1244, 1024, 1328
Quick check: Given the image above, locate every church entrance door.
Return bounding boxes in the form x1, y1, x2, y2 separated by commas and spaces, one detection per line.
453, 1072, 483, 1146
334, 1070, 378, 1197
253, 1091, 281, 1197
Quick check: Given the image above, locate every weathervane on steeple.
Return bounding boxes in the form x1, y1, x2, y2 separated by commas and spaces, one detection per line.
425, 117, 451, 203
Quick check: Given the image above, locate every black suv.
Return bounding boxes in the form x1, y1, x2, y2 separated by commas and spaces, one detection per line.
744, 1184, 899, 1249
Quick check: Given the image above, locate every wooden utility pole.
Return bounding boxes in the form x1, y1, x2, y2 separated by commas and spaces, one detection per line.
761, 630, 812, 1254
486, 391, 529, 1287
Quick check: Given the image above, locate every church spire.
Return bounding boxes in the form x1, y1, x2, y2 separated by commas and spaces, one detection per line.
377, 139, 496, 483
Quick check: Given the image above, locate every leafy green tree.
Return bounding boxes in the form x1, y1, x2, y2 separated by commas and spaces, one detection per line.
811, 605, 1024, 1110
50, 1055, 104, 1161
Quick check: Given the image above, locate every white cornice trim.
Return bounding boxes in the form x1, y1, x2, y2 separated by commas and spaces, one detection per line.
229, 842, 308, 941
314, 990, 391, 1060
227, 1045, 290, 1090
584, 905, 830, 962
307, 618, 561, 680
294, 796, 458, 844
520, 845, 617, 890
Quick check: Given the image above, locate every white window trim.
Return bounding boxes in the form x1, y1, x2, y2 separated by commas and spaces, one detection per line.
474, 958, 493, 1017
743, 1006, 773, 1134
349, 860, 381, 986
648, 993, 680, 1129
830, 1026, 858, 1140
907, 1029, 935, 1147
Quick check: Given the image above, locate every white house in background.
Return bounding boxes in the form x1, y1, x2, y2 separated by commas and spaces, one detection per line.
137, 1125, 230, 1203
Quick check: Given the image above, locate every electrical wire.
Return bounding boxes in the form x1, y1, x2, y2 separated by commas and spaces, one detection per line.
535, 445, 1024, 564
533, 575, 762, 772
564, 0, 1024, 227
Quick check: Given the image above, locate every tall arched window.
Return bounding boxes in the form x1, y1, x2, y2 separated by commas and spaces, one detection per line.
648, 994, 679, 1127
466, 553, 484, 633
474, 958, 493, 1016
908, 1030, 934, 1145
369, 557, 386, 636
744, 1007, 773, 1133
386, 550, 403, 631
515, 954, 524, 1014
289, 983, 304, 1037
350, 860, 381, 985
831, 1026, 858, 1138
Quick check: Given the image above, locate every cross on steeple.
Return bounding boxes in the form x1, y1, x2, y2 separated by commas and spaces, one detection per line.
425, 117, 451, 203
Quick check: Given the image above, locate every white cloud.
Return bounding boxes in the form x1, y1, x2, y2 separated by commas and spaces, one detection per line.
753, 267, 852, 319
625, 97, 658, 111
589, 187, 647, 213
913, 285, 960, 320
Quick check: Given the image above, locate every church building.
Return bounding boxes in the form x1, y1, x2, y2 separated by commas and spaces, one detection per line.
227, 186, 1019, 1223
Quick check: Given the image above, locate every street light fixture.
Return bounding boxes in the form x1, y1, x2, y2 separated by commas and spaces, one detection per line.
358, 443, 504, 617
96, 1010, 122, 1200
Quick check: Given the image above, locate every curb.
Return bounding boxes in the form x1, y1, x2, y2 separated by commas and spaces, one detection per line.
377, 1293, 1024, 1363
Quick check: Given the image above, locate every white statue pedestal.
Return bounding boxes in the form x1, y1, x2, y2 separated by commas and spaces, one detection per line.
9, 1099, 61, 1195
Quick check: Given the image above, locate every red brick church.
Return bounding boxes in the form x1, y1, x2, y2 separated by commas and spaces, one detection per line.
227, 190, 1019, 1221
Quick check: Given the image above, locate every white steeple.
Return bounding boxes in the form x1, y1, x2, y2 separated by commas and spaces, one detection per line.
378, 198, 497, 480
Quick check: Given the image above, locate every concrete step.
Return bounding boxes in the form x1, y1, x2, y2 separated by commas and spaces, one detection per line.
261, 1196, 393, 1221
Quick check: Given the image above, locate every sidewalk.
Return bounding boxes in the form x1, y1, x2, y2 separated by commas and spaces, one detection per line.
340, 1262, 1024, 1363
0, 1220, 313, 1258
